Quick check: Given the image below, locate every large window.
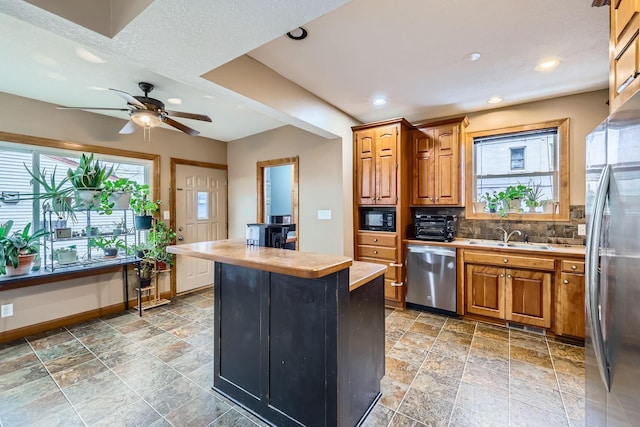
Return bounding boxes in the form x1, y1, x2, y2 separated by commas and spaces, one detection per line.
0, 133, 158, 266
465, 118, 570, 221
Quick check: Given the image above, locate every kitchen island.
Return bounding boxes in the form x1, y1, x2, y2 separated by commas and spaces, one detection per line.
167, 240, 386, 427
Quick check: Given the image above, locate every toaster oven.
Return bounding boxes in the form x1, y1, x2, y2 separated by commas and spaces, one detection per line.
414, 214, 456, 242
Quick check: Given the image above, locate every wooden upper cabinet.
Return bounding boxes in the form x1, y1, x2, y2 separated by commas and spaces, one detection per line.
411, 117, 468, 206
610, 0, 640, 112
354, 123, 400, 205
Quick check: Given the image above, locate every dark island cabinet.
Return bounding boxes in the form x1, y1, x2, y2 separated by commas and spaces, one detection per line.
213, 263, 384, 427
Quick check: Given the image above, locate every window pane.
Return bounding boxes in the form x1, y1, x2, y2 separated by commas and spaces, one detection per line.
197, 191, 209, 220
0, 147, 34, 232
474, 129, 558, 208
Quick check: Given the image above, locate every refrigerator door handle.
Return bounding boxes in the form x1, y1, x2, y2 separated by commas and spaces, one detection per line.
586, 164, 611, 392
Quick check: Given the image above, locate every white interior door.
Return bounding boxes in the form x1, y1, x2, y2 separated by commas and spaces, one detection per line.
175, 164, 227, 293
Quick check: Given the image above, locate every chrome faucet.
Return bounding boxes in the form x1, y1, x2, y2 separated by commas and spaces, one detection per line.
496, 227, 522, 243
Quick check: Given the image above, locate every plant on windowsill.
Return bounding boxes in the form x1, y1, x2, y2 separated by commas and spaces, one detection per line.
67, 153, 114, 210
129, 184, 160, 230
0, 220, 49, 276
482, 191, 500, 214
90, 235, 127, 258
24, 165, 77, 223
524, 182, 544, 213
98, 178, 139, 215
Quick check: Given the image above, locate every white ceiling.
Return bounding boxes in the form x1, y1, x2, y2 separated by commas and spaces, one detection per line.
0, 0, 609, 142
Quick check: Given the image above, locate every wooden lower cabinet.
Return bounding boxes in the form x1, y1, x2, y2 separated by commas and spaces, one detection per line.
555, 260, 586, 338
465, 263, 552, 328
356, 231, 404, 305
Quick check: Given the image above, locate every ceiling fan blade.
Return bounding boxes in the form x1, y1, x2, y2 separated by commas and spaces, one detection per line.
164, 110, 212, 122
119, 120, 137, 134
57, 106, 130, 111
109, 88, 146, 109
162, 116, 200, 136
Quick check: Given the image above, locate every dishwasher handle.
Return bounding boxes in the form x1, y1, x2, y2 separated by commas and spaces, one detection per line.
407, 245, 456, 258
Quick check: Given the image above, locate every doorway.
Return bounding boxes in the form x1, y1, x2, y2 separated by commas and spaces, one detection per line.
257, 156, 299, 239
171, 159, 228, 295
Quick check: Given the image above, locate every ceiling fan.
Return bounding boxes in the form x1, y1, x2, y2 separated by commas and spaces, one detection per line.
57, 82, 212, 136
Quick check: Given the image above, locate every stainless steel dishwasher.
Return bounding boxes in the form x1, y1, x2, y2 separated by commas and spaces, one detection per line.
406, 244, 457, 313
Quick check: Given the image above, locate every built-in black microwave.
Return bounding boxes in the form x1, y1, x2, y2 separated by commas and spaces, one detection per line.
360, 207, 396, 232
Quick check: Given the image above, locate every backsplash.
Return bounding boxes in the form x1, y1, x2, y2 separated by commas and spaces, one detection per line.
413, 205, 586, 246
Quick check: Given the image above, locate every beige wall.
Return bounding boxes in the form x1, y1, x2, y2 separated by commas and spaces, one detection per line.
465, 89, 609, 205
0, 92, 226, 335
228, 125, 344, 255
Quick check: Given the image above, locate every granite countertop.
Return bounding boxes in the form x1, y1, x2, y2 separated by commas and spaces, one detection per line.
404, 238, 586, 256
167, 239, 353, 279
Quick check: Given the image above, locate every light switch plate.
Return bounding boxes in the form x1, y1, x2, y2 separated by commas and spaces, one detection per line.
1, 303, 13, 318
163, 210, 170, 220
578, 224, 586, 236
317, 210, 332, 220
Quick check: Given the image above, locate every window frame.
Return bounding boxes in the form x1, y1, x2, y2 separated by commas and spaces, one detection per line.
464, 118, 570, 222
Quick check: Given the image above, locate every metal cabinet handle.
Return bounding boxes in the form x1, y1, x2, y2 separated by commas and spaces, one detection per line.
564, 279, 569, 284
373, 238, 378, 242
435, 197, 439, 201
430, 197, 434, 201
571, 265, 577, 270
373, 250, 378, 254
389, 263, 402, 267
390, 282, 403, 287
500, 273, 504, 278
507, 274, 512, 279
503, 258, 508, 263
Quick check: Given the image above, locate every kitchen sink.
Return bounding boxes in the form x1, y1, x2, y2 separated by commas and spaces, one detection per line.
465, 240, 554, 250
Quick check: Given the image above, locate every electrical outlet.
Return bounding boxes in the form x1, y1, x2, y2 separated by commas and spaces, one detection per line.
1, 303, 13, 318
578, 224, 586, 236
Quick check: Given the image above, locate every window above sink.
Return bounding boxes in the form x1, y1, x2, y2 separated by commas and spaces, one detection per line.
465, 118, 570, 222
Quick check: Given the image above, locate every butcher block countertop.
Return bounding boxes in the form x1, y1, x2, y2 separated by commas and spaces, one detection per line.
349, 261, 386, 291
167, 239, 356, 280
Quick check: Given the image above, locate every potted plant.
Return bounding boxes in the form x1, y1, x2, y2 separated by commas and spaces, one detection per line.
540, 199, 557, 214
138, 258, 155, 288
472, 196, 486, 213
130, 184, 160, 230
111, 218, 126, 236
90, 236, 126, 258
24, 165, 76, 222
483, 191, 500, 213
504, 184, 528, 213
147, 221, 176, 270
99, 178, 139, 215
524, 182, 544, 213
0, 221, 49, 276
67, 153, 114, 210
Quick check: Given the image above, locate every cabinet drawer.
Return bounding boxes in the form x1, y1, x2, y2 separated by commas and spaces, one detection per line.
560, 260, 585, 274
463, 251, 555, 271
615, 31, 639, 95
356, 232, 397, 247
356, 258, 399, 281
356, 245, 397, 261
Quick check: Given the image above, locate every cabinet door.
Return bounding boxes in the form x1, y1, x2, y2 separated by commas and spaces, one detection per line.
465, 264, 504, 319
433, 124, 460, 205
556, 272, 585, 338
355, 129, 376, 205
376, 125, 398, 205
506, 269, 551, 328
411, 128, 436, 205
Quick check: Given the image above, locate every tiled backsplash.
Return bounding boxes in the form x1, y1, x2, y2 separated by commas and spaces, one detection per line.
413, 205, 586, 246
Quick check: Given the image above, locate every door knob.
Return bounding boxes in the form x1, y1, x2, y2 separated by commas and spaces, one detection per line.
177, 236, 184, 241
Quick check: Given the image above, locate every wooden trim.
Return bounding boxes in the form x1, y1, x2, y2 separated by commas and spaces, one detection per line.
0, 131, 159, 161
351, 117, 413, 132
464, 118, 570, 222
256, 156, 300, 249
0, 302, 126, 343
412, 115, 470, 129
169, 158, 228, 297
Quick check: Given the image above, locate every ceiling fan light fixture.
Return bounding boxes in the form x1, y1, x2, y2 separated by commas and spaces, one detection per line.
131, 110, 162, 128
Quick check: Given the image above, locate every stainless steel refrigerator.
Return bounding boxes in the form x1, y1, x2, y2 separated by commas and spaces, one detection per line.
585, 95, 640, 426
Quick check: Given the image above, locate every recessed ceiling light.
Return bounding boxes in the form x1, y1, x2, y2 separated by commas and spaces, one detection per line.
167, 98, 182, 105
75, 46, 105, 64
372, 96, 387, 106
487, 96, 503, 104
463, 52, 481, 62
535, 59, 560, 71
286, 27, 308, 40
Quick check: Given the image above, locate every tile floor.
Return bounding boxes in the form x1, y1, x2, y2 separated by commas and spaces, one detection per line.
0, 288, 585, 427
